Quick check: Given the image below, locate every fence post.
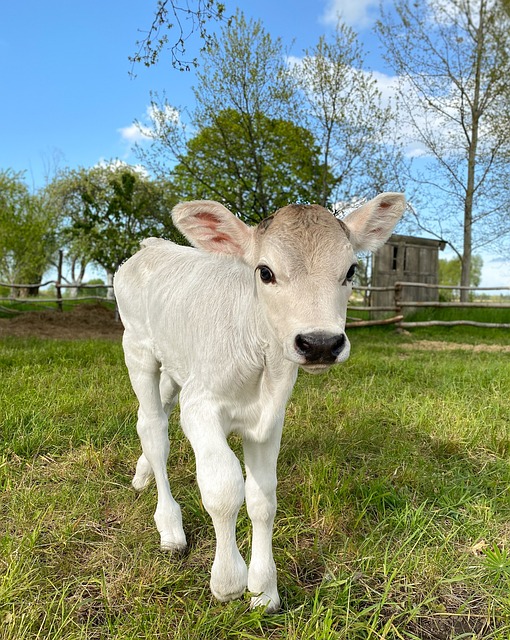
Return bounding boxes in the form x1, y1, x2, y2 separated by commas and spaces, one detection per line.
56, 250, 63, 312
394, 282, 403, 319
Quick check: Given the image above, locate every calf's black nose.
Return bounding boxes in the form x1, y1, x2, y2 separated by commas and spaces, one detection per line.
294, 332, 346, 363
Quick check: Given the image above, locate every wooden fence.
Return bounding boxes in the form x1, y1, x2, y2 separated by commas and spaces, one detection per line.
0, 281, 112, 313
346, 282, 510, 329
1, 280, 509, 330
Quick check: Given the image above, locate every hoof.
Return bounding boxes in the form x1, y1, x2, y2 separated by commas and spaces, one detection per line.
160, 540, 187, 556
132, 473, 153, 492
210, 556, 248, 603
250, 592, 280, 614
160, 530, 187, 555
211, 584, 246, 603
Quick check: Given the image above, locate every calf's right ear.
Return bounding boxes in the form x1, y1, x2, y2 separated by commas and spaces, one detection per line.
172, 200, 253, 258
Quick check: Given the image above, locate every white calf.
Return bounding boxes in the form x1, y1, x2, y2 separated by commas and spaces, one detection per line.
114, 194, 405, 612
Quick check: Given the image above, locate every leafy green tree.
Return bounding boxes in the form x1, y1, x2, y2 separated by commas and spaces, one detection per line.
139, 11, 317, 220
377, 0, 510, 301
171, 109, 330, 223
82, 278, 107, 298
192, 11, 298, 124
53, 164, 183, 277
438, 255, 483, 301
294, 21, 405, 206
0, 170, 58, 296
139, 11, 405, 220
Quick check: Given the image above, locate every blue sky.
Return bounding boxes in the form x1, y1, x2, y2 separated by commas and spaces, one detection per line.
0, 0, 508, 287
2, 0, 383, 189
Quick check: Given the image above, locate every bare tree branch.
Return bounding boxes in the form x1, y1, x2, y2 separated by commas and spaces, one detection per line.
129, 0, 228, 74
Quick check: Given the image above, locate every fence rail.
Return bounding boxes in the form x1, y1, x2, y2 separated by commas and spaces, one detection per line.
0, 280, 112, 313
349, 281, 510, 329
1, 280, 509, 329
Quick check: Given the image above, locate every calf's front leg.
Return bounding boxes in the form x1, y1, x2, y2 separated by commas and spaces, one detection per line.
243, 427, 283, 613
180, 392, 248, 602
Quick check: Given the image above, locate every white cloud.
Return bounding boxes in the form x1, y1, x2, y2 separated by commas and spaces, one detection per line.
95, 158, 150, 178
480, 255, 510, 289
289, 57, 427, 158
118, 122, 152, 144
118, 104, 181, 146
320, 0, 382, 28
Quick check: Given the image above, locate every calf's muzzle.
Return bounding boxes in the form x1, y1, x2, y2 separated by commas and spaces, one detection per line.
294, 332, 346, 364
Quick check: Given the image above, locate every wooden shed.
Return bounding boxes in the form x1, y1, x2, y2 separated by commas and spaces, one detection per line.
370, 234, 446, 314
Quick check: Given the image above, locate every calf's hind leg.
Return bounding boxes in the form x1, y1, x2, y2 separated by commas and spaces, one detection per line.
132, 371, 179, 491
124, 338, 186, 552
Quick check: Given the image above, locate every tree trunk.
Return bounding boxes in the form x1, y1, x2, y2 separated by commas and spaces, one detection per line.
320, 124, 333, 208
68, 257, 88, 297
106, 271, 115, 300
460, 0, 485, 303
460, 183, 476, 303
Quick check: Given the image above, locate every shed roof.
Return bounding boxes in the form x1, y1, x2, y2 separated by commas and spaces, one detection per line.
386, 234, 446, 251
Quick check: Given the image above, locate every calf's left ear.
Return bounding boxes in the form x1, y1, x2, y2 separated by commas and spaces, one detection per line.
172, 200, 253, 257
342, 193, 406, 253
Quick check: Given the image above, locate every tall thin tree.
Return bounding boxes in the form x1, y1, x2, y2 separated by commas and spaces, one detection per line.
377, 0, 510, 300
294, 21, 405, 207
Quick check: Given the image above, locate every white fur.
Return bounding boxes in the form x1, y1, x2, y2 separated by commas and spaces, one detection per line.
114, 193, 405, 612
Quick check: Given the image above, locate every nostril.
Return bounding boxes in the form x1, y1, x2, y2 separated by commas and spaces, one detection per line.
331, 334, 346, 358
295, 334, 312, 356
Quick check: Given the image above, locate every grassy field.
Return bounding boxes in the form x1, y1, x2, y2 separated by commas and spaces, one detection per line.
1, 326, 510, 639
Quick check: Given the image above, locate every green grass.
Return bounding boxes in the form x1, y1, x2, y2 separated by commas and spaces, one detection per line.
1, 328, 510, 638
404, 305, 510, 325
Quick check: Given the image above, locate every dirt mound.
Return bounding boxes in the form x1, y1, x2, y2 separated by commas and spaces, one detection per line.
0, 303, 124, 340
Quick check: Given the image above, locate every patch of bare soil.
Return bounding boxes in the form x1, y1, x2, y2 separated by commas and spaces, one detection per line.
0, 304, 124, 340
406, 587, 492, 640
408, 612, 491, 640
401, 340, 510, 353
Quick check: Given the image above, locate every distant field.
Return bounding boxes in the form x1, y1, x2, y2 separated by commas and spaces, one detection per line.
1, 326, 510, 638
404, 305, 510, 325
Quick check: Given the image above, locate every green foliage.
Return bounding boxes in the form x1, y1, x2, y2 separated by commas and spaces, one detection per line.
173, 109, 330, 223
0, 170, 58, 291
82, 278, 107, 298
483, 544, 510, 585
2, 327, 510, 637
294, 21, 405, 206
141, 11, 315, 221
377, 0, 510, 297
195, 10, 298, 124
438, 255, 483, 301
52, 164, 185, 273
141, 12, 406, 219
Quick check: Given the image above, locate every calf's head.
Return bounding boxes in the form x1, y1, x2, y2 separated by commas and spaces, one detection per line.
172, 195, 405, 372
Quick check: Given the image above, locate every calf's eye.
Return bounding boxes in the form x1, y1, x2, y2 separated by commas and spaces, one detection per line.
258, 265, 276, 284
344, 263, 357, 284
